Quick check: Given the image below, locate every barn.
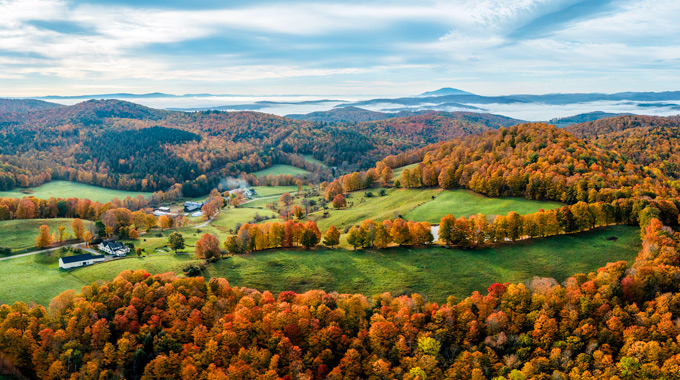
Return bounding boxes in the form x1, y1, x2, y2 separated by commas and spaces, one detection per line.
58, 253, 106, 270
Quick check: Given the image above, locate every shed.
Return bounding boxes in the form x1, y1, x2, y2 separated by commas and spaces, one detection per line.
59, 253, 105, 270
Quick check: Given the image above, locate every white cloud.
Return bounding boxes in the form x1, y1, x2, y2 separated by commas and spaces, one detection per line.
0, 0, 678, 96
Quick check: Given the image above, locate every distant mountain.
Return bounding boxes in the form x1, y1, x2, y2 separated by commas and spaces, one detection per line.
637, 103, 680, 110
37, 92, 181, 100
419, 87, 474, 97
0, 98, 63, 114
547, 111, 633, 128
286, 106, 423, 123
170, 99, 348, 113
343, 91, 680, 110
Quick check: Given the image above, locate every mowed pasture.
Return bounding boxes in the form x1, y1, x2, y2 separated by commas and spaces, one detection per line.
405, 189, 564, 223
302, 155, 328, 168
0, 218, 93, 252
250, 164, 310, 177
306, 188, 561, 230
0, 225, 640, 306
0, 180, 152, 203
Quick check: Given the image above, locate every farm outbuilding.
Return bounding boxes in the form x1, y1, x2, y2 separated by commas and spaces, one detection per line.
58, 253, 106, 270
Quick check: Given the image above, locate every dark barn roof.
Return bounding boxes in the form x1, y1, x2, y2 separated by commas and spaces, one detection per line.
60, 253, 95, 264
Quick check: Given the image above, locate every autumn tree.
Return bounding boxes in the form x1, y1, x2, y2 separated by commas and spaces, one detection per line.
347, 226, 363, 250
333, 194, 347, 209
325, 181, 344, 201
57, 226, 66, 243
71, 218, 85, 241
83, 231, 92, 246
323, 225, 341, 248
224, 236, 244, 255
280, 192, 293, 205
36, 225, 52, 248
439, 214, 456, 247
195, 233, 220, 259
158, 215, 173, 230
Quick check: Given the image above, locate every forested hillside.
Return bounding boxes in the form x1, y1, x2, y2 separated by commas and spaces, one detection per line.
336, 122, 680, 204
1, 216, 680, 379
0, 100, 515, 195
567, 115, 680, 178
0, 98, 63, 114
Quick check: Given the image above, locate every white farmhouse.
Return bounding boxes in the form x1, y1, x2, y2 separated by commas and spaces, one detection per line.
99, 240, 130, 257
59, 253, 106, 270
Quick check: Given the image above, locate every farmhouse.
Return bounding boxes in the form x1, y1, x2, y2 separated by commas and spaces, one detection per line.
98, 240, 130, 256
153, 206, 172, 216
184, 201, 204, 212
59, 253, 106, 270
228, 188, 257, 199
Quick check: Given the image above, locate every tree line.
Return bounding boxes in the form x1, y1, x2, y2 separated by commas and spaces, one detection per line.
2, 211, 680, 378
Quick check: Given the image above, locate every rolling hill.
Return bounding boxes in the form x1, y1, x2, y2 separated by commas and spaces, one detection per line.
0, 100, 518, 195
0, 98, 63, 114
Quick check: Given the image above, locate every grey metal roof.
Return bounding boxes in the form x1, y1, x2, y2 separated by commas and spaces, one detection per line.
60, 253, 94, 264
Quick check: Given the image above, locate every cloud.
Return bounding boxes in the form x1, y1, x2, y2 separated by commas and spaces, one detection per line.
0, 0, 678, 96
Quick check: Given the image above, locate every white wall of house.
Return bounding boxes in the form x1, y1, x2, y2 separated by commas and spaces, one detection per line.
59, 259, 94, 270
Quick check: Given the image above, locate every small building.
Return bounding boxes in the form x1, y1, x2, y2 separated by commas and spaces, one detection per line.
228, 188, 256, 199
59, 253, 106, 270
153, 206, 173, 216
191, 211, 203, 217
184, 201, 205, 212
98, 240, 130, 257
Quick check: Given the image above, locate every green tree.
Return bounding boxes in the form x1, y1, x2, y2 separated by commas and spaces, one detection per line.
439, 214, 456, 247
95, 220, 107, 237
224, 235, 244, 255
347, 226, 363, 250
168, 232, 185, 253
300, 228, 319, 250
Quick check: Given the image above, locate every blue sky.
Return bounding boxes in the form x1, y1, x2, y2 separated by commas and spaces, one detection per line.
0, 0, 679, 97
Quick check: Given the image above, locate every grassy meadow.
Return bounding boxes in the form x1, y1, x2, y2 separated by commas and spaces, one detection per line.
302, 155, 328, 168
250, 185, 299, 197
0, 180, 152, 203
305, 188, 561, 230
251, 164, 310, 177
0, 225, 640, 306
392, 163, 419, 179
0, 218, 93, 252
405, 190, 564, 223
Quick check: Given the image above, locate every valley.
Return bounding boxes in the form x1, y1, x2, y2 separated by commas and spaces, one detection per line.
0, 98, 679, 380
0, 225, 640, 306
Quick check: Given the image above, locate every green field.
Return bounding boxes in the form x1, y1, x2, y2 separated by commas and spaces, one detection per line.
405, 190, 564, 223
250, 186, 299, 197
251, 164, 310, 177
307, 188, 561, 230
0, 225, 640, 305
309, 188, 440, 230
210, 207, 278, 233
392, 163, 419, 179
0, 218, 92, 252
0, 181, 152, 203
302, 155, 328, 168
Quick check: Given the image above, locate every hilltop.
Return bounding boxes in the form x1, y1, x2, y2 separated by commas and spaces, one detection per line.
0, 100, 515, 196
0, 98, 63, 114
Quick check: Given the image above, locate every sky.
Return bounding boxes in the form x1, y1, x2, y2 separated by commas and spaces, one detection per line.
0, 0, 679, 97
